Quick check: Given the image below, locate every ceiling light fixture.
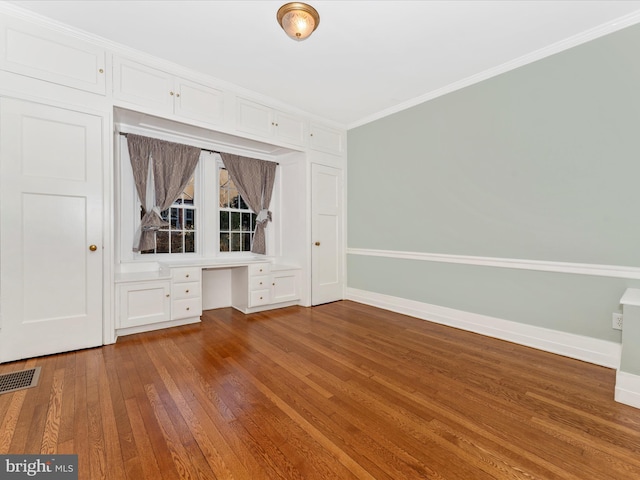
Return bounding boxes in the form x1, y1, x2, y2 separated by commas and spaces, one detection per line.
277, 2, 320, 41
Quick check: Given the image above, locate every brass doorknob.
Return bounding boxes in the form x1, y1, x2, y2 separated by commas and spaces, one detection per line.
314, 242, 320, 246
89, 245, 97, 251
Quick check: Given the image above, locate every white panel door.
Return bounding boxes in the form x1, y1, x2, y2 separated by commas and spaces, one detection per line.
0, 98, 103, 363
311, 164, 344, 305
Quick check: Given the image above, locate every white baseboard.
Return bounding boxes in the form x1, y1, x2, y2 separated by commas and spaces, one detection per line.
615, 371, 640, 409
346, 287, 621, 369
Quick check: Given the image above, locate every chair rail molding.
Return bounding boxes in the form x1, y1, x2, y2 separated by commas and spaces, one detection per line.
347, 248, 640, 280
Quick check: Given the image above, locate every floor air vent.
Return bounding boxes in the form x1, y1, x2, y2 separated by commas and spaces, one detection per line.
0, 367, 41, 395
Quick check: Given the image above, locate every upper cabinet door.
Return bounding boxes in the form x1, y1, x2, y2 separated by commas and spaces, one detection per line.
274, 110, 306, 147
175, 78, 225, 127
113, 57, 174, 112
236, 97, 307, 148
310, 123, 345, 156
0, 17, 106, 94
236, 97, 273, 137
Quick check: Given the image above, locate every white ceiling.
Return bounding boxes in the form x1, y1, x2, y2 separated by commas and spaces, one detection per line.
6, 1, 640, 128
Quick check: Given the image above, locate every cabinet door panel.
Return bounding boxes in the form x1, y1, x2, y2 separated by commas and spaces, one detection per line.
176, 79, 225, 126
272, 271, 300, 304
310, 123, 344, 155
119, 283, 171, 328
113, 57, 173, 111
236, 98, 272, 137
275, 111, 306, 147
0, 18, 106, 94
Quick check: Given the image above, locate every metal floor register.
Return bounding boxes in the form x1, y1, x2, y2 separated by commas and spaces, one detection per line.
0, 367, 41, 394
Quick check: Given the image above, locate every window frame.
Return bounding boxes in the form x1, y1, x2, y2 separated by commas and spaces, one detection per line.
118, 135, 278, 264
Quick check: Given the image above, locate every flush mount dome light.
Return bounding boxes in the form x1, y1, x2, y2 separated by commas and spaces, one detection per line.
277, 2, 320, 41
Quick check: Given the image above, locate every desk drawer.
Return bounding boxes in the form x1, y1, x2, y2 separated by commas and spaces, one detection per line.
249, 275, 270, 291
171, 297, 202, 320
249, 289, 271, 307
171, 267, 201, 282
171, 281, 201, 300
249, 263, 271, 276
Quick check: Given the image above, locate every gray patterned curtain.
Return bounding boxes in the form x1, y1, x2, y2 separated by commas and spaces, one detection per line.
220, 153, 277, 255
127, 134, 201, 252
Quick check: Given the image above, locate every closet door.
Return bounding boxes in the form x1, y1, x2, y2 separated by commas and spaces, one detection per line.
0, 98, 103, 362
311, 164, 344, 305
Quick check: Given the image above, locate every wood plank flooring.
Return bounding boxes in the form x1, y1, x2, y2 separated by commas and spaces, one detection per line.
2, 300, 640, 479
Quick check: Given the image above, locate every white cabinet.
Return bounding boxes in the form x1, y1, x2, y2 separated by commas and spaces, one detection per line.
117, 281, 171, 329
271, 268, 301, 304
113, 57, 225, 126
310, 122, 345, 156
231, 263, 300, 313
236, 97, 307, 147
170, 267, 203, 320
0, 17, 106, 94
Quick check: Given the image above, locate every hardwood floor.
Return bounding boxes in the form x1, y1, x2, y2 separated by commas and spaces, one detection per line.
1, 300, 640, 479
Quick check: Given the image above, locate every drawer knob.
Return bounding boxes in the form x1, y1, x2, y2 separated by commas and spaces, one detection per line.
314, 241, 320, 246
186, 274, 190, 278
260, 296, 263, 300
272, 283, 275, 286
186, 289, 190, 293
166, 294, 170, 298
186, 307, 190, 311
89, 244, 97, 251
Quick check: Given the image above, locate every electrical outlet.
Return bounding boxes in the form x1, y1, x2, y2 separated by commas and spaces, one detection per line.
612, 313, 623, 330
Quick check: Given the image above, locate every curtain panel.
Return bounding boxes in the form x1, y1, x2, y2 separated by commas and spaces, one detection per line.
127, 133, 201, 252
220, 153, 277, 255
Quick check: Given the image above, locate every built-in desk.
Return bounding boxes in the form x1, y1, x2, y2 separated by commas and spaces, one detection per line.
115, 258, 301, 336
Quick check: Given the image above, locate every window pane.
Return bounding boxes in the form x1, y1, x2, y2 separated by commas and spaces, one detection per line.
184, 232, 195, 253
239, 196, 248, 210
250, 213, 256, 231
156, 231, 170, 253
171, 208, 182, 229
241, 212, 251, 232
230, 232, 240, 251
230, 212, 240, 230
230, 191, 241, 209
220, 233, 229, 252
170, 232, 184, 253
219, 168, 229, 187
183, 176, 194, 205
219, 188, 229, 208
242, 233, 251, 252
220, 211, 229, 231
185, 209, 195, 230
160, 209, 169, 222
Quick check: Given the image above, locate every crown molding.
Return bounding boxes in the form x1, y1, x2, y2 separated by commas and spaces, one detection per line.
348, 9, 640, 130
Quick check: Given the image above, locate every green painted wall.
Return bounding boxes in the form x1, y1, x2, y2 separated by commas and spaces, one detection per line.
347, 23, 640, 342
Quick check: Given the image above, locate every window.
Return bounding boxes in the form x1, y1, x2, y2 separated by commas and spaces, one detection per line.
219, 167, 256, 252
141, 175, 196, 254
